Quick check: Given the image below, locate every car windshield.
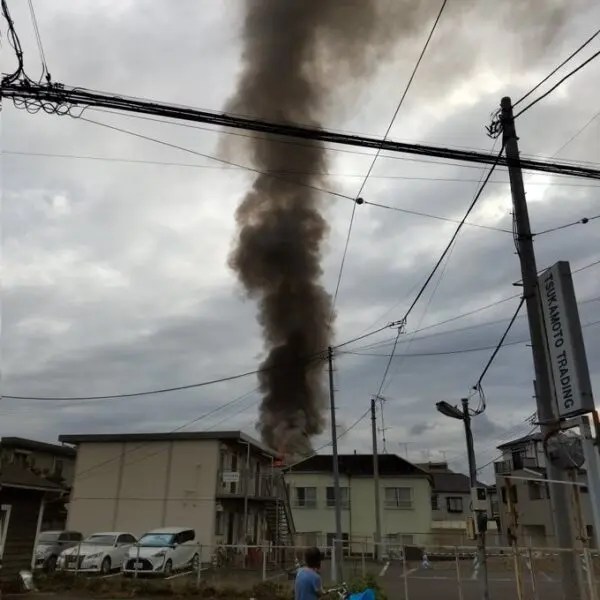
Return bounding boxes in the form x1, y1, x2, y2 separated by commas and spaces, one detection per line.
84, 535, 116, 545
138, 533, 175, 547
38, 533, 61, 543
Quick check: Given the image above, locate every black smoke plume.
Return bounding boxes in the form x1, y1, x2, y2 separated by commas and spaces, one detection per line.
225, 0, 585, 457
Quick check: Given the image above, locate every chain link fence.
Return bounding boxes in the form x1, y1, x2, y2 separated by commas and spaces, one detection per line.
46, 540, 599, 599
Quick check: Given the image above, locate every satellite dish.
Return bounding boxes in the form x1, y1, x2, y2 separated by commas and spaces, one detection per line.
546, 431, 584, 469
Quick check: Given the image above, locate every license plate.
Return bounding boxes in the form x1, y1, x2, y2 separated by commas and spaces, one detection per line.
134, 562, 144, 569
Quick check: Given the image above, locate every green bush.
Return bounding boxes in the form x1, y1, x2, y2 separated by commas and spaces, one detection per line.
347, 573, 387, 600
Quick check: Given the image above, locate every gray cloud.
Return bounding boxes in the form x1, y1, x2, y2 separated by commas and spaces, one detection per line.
2, 1, 599, 481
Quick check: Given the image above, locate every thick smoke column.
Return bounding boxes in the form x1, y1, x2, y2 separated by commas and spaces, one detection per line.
226, 1, 401, 457
226, 0, 581, 456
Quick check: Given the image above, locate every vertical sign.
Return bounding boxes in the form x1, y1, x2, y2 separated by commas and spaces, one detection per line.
538, 261, 595, 419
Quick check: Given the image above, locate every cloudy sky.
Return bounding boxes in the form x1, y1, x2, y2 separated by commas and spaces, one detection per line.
2, 0, 599, 480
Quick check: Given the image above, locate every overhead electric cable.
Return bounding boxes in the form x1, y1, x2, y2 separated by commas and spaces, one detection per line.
513, 28, 600, 107
330, 0, 448, 316
514, 49, 600, 118
534, 214, 599, 236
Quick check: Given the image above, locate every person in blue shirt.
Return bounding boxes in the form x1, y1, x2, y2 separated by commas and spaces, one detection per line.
295, 547, 323, 600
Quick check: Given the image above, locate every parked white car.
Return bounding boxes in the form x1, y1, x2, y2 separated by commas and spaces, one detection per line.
57, 532, 137, 574
122, 527, 198, 576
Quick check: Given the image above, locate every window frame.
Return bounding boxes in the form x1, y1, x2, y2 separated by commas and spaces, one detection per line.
295, 486, 317, 508
384, 487, 413, 509
326, 486, 349, 509
446, 496, 464, 513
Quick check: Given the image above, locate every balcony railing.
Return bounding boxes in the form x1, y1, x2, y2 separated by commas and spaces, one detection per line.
216, 471, 278, 499
494, 456, 539, 474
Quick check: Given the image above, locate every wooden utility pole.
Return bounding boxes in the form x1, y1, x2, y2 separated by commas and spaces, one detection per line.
327, 346, 343, 582
501, 96, 581, 600
371, 397, 382, 561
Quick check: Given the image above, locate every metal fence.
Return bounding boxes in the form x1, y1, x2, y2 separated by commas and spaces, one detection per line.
47, 541, 600, 600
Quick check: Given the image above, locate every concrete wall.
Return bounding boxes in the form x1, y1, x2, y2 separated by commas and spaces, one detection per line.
285, 472, 432, 548
67, 439, 219, 551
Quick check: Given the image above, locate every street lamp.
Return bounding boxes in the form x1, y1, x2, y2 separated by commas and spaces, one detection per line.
435, 398, 490, 600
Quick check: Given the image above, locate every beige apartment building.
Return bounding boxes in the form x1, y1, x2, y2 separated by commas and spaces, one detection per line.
284, 453, 433, 553
58, 431, 294, 559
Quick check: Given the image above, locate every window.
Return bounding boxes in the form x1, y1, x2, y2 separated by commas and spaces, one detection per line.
384, 487, 412, 509
117, 534, 136, 545
528, 482, 544, 500
177, 530, 195, 544
13, 451, 32, 468
326, 487, 349, 509
431, 494, 439, 510
501, 485, 518, 504
446, 497, 464, 513
215, 511, 225, 536
295, 487, 317, 508
53, 459, 64, 477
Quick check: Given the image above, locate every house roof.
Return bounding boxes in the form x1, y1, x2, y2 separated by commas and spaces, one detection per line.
287, 453, 429, 477
416, 463, 487, 491
0, 464, 63, 492
497, 432, 543, 450
1, 436, 76, 457
58, 430, 276, 456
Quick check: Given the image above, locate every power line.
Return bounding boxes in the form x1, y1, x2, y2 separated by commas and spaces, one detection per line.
370, 154, 504, 388
330, 0, 448, 316
343, 319, 600, 358
70, 386, 265, 482
362, 200, 512, 233
78, 116, 354, 202
552, 109, 600, 158
534, 214, 599, 236
513, 28, 600, 108
5, 82, 600, 179
26, 0, 50, 83
514, 49, 600, 119
474, 297, 525, 389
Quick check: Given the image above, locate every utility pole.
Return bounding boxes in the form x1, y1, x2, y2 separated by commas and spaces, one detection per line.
327, 346, 343, 582
462, 398, 490, 600
501, 96, 582, 599
371, 397, 382, 561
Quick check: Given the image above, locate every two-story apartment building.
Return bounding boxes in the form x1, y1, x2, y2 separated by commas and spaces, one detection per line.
58, 431, 293, 561
494, 432, 596, 547
0, 437, 76, 529
284, 453, 432, 553
417, 462, 498, 545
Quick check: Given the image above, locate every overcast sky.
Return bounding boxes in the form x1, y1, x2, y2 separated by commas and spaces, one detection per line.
2, 0, 599, 480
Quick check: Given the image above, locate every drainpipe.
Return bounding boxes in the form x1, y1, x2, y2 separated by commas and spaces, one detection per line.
241, 441, 251, 545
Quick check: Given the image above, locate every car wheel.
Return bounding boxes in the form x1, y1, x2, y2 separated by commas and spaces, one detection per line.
191, 553, 200, 572
100, 556, 111, 575
46, 555, 57, 573
163, 559, 173, 577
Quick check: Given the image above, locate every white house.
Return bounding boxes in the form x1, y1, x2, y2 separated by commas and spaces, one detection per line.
284, 453, 432, 553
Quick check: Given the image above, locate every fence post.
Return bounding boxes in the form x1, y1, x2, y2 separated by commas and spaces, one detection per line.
331, 545, 337, 584
361, 542, 366, 578
135, 544, 140, 579
196, 544, 202, 589
512, 546, 524, 600
526, 547, 539, 600
75, 541, 81, 576
262, 544, 267, 582
455, 546, 463, 600
402, 546, 409, 600
584, 548, 598, 600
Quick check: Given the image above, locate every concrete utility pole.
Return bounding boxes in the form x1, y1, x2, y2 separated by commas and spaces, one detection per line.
371, 397, 383, 561
327, 346, 343, 582
461, 398, 490, 600
501, 96, 582, 600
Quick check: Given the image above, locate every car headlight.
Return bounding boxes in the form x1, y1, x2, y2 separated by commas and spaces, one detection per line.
152, 550, 166, 557
86, 553, 102, 560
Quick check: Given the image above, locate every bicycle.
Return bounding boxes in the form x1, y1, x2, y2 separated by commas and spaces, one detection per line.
324, 583, 349, 599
